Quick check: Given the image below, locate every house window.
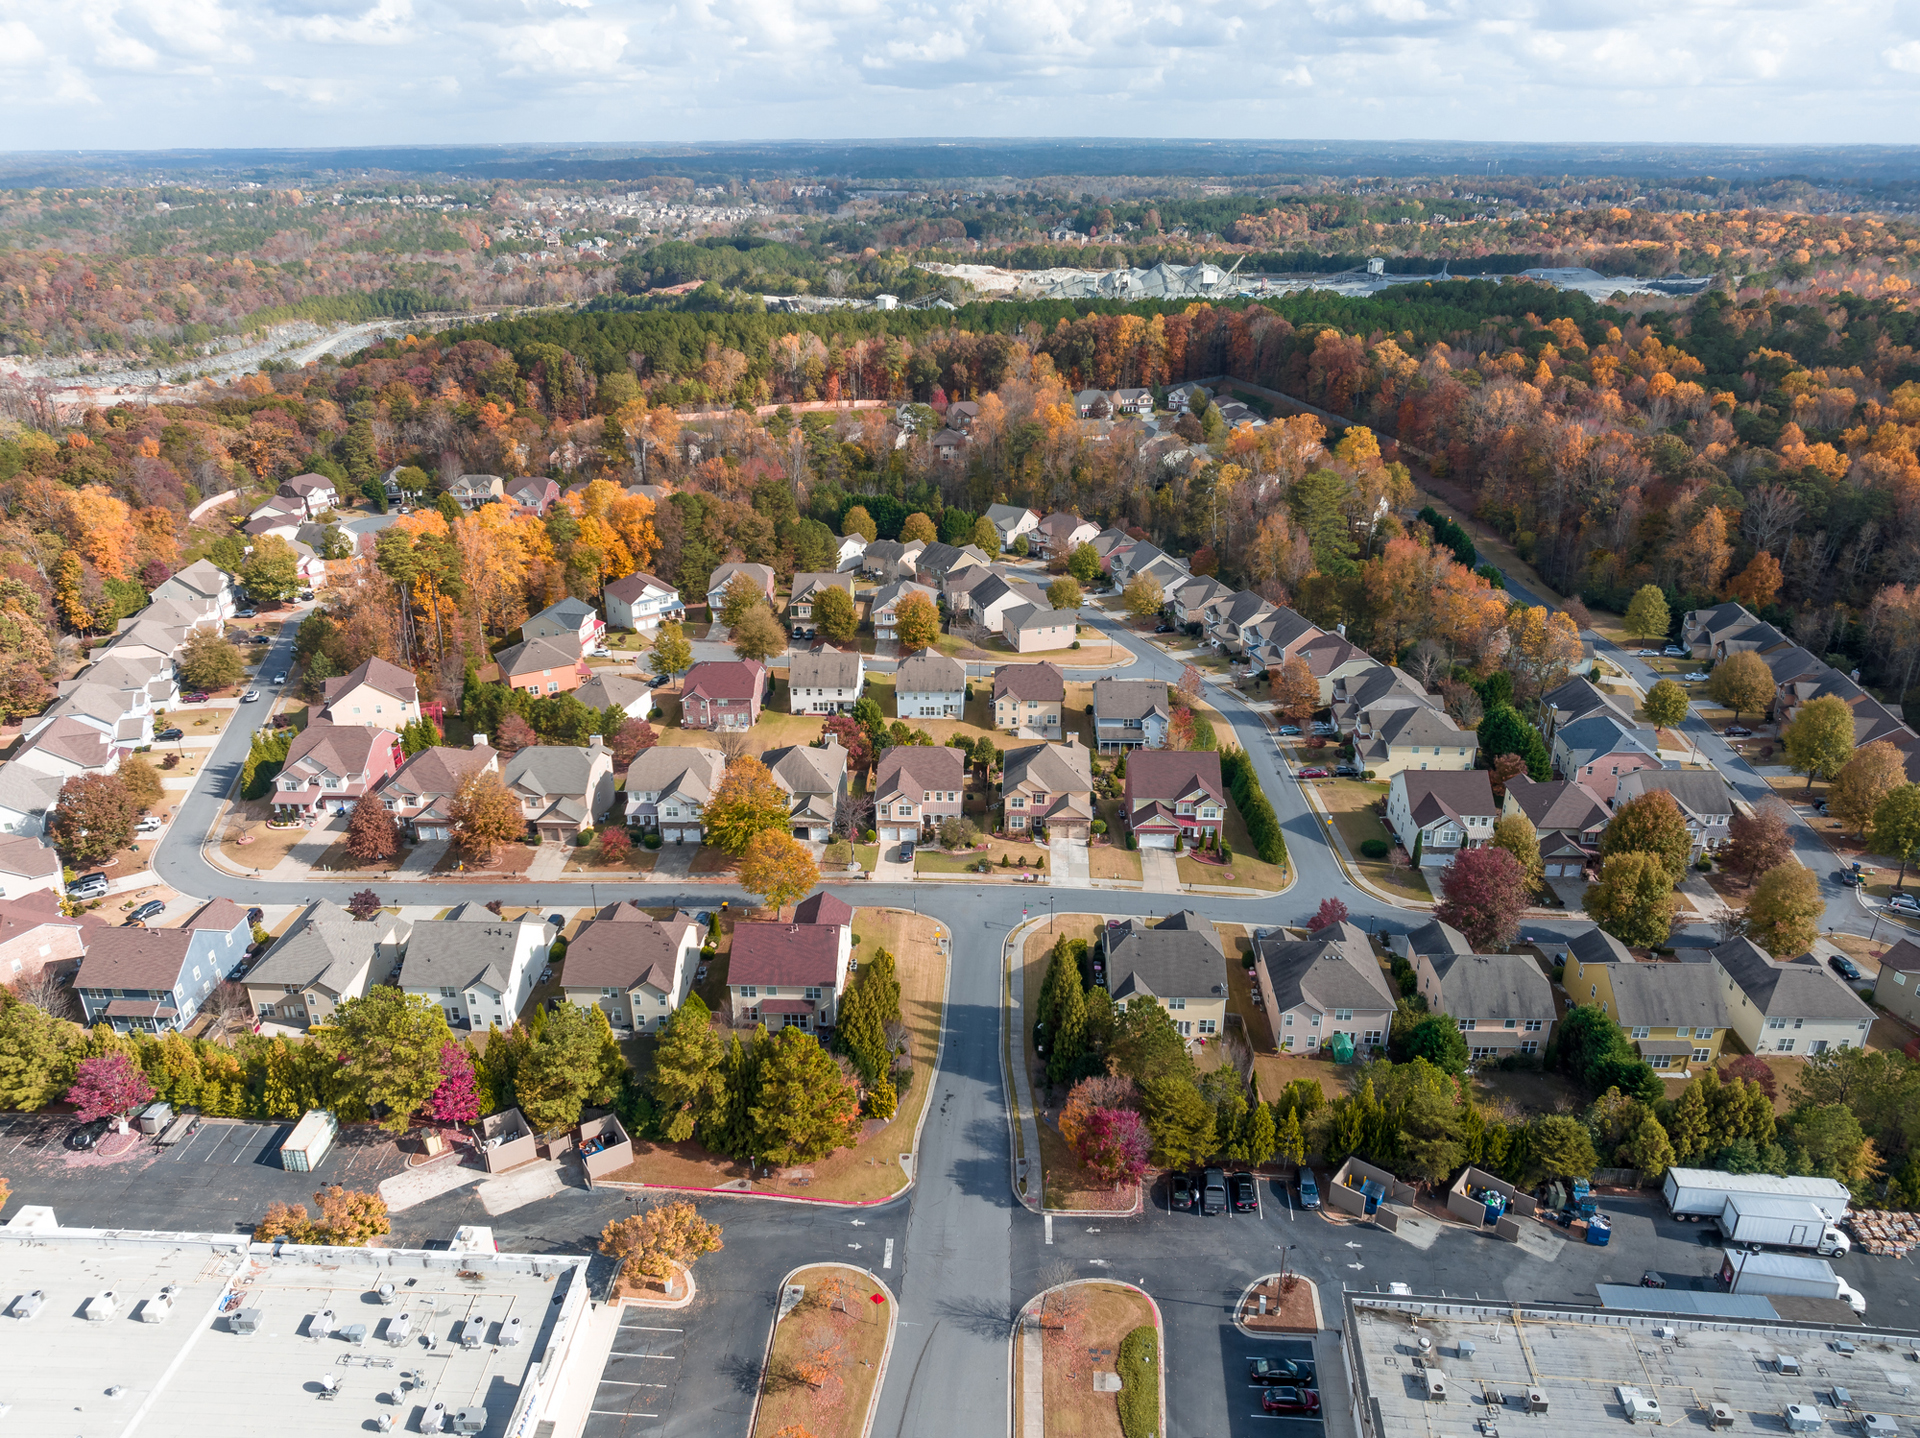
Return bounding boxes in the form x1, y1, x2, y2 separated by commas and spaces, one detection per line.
1766, 1017, 1786, 1030
1471, 1046, 1497, 1061
1167, 997, 1186, 1010
804, 987, 822, 1001
1524, 1019, 1543, 1032
1334, 1008, 1353, 1021
1198, 1019, 1216, 1036
1520, 1040, 1539, 1055
1631, 1025, 1649, 1039
1282, 1014, 1292, 1027
739, 985, 757, 998
1777, 1038, 1795, 1052
1649, 1054, 1674, 1070
1363, 1030, 1383, 1046
1692, 1048, 1712, 1062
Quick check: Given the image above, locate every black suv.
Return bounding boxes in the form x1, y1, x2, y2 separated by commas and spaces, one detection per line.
66, 1116, 112, 1151
1170, 1172, 1195, 1211
1250, 1356, 1315, 1386
1230, 1171, 1259, 1212
1201, 1167, 1228, 1215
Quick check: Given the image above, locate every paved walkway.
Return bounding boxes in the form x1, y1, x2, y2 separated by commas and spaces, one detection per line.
398, 839, 447, 874
1019, 1311, 1044, 1438
1140, 847, 1179, 893
525, 844, 569, 881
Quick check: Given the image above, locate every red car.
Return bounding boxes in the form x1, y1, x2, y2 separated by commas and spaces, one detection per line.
181, 691, 211, 704
1297, 767, 1330, 779
1261, 1387, 1320, 1416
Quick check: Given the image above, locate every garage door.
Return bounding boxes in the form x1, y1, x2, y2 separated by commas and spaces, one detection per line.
1138, 831, 1176, 850
880, 826, 906, 842
664, 827, 694, 844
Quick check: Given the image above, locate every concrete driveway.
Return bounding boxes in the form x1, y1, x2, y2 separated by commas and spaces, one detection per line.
1141, 846, 1180, 892
1049, 836, 1089, 886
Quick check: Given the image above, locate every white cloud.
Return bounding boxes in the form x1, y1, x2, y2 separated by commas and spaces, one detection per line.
1886, 39, 1920, 73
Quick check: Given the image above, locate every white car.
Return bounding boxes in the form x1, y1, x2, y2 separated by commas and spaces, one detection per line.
1636, 648, 1660, 657
135, 815, 163, 834
1663, 646, 1688, 656
1684, 671, 1710, 682
270, 672, 287, 685
1890, 893, 1920, 914
240, 689, 261, 703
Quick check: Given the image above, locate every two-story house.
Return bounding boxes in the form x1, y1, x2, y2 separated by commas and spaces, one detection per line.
962, 572, 1049, 634
1165, 574, 1237, 631
604, 572, 684, 633
1386, 769, 1499, 868
1202, 591, 1276, 656
506, 477, 561, 515
1031, 512, 1099, 559
874, 744, 964, 846
1003, 604, 1078, 653
681, 659, 766, 730
399, 902, 549, 1031
322, 656, 420, 728
1612, 769, 1736, 859
0, 836, 65, 903
446, 474, 505, 509
1502, 775, 1611, 879
377, 744, 498, 842
278, 472, 340, 516
705, 561, 777, 614
861, 539, 926, 582
1001, 739, 1094, 840
1712, 937, 1874, 1058
869, 580, 939, 645
0, 889, 102, 990
1682, 600, 1776, 661
984, 504, 1041, 547
0, 764, 64, 839
787, 645, 865, 715
1093, 679, 1170, 753
76, 898, 252, 1034
521, 596, 605, 655
242, 899, 410, 1031
993, 663, 1065, 735
502, 736, 617, 843
1541, 675, 1639, 745
495, 636, 588, 696
1415, 950, 1556, 1061
764, 741, 848, 843
1103, 911, 1229, 1041
1124, 749, 1226, 848
11, 717, 123, 784
1866, 937, 1920, 1031
560, 902, 703, 1034
726, 892, 854, 1030
894, 649, 966, 720
274, 721, 401, 818
1253, 918, 1395, 1057
1550, 713, 1663, 802
623, 746, 725, 843
1559, 927, 1728, 1071
574, 671, 654, 720
787, 572, 856, 640
1356, 705, 1474, 780
834, 531, 868, 572
148, 558, 238, 625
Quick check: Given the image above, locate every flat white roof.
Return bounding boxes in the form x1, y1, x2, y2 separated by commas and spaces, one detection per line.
0, 1221, 590, 1438
1666, 1168, 1853, 1202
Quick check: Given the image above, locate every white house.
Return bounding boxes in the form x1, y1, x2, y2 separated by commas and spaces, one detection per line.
624, 747, 726, 843
148, 559, 238, 625
278, 473, 341, 516
1386, 770, 1500, 868
522, 596, 606, 655
835, 533, 868, 572
604, 572, 683, 632
787, 644, 865, 714
894, 649, 966, 719
1711, 937, 1876, 1058
984, 504, 1041, 546
870, 580, 940, 643
398, 903, 549, 1032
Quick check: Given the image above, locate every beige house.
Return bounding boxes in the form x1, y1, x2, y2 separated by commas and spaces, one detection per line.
1357, 704, 1475, 780
874, 744, 965, 845
242, 899, 409, 1032
559, 902, 703, 1034
1875, 939, 1920, 1029
0, 890, 102, 990
1558, 927, 1729, 1071
1102, 912, 1229, 1041
1711, 937, 1874, 1058
1414, 950, 1556, 1060
992, 663, 1065, 733
1253, 918, 1394, 1057
501, 736, 617, 842
1001, 739, 1093, 839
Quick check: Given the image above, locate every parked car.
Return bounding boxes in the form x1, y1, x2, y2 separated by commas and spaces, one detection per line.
1170, 1172, 1195, 1212
270, 672, 288, 685
1835, 869, 1863, 888
590, 645, 612, 658
1201, 1167, 1228, 1216
298, 590, 314, 601
135, 815, 164, 834
1635, 648, 1660, 657
1261, 1388, 1320, 1417
1891, 892, 1920, 915
154, 727, 184, 742
67, 873, 109, 901
1684, 671, 1710, 682
648, 674, 671, 688
126, 899, 166, 925
1230, 1171, 1258, 1212
236, 607, 258, 619
65, 1117, 113, 1151
1298, 1171, 1321, 1209
900, 840, 916, 861
1333, 764, 1359, 778
1723, 725, 1753, 737
1830, 955, 1863, 982
182, 691, 210, 704
1663, 645, 1688, 656
240, 690, 261, 703
1250, 1357, 1315, 1386
1277, 725, 1300, 735
1297, 767, 1330, 779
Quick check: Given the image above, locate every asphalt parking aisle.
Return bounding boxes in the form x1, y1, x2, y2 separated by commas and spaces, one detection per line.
580, 1315, 684, 1436
1219, 1330, 1324, 1438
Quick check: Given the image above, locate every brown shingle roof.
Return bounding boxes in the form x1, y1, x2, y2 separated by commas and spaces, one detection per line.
563, 913, 699, 992
874, 744, 964, 803
729, 921, 841, 987
682, 659, 765, 702
794, 892, 853, 927
495, 636, 585, 679
1125, 749, 1225, 807
1399, 770, 1499, 827
283, 720, 395, 779
77, 928, 193, 990
323, 656, 419, 706
992, 663, 1065, 703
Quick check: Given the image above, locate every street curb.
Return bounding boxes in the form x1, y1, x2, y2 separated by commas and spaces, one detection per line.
746, 1263, 898, 1438
1232, 1273, 1324, 1336
1294, 778, 1433, 912
1011, 1280, 1166, 1438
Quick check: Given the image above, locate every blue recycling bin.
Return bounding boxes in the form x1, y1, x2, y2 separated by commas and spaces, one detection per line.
1586, 1213, 1612, 1245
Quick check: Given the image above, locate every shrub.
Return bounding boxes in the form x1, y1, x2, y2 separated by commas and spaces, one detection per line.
642, 832, 663, 850
1091, 819, 1107, 836
1116, 1325, 1159, 1438
1126, 832, 1137, 850
576, 829, 595, 847
1221, 746, 1287, 867
1360, 838, 1391, 859
1174, 834, 1184, 852
1070, 640, 1081, 650
1695, 857, 1713, 870
649, 707, 664, 720
865, 829, 877, 842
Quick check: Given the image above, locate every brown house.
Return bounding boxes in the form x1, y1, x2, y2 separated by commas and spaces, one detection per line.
1124, 750, 1226, 848
725, 892, 854, 1032
1001, 739, 1094, 839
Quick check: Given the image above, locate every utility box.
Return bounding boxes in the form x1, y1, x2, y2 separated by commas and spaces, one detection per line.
1784, 1403, 1824, 1433
229, 1308, 262, 1335
1708, 1403, 1735, 1429
82, 1290, 118, 1322
1862, 1415, 1900, 1437
136, 1102, 172, 1135
1420, 1371, 1447, 1401
1525, 1388, 1548, 1414
279, 1109, 337, 1173
1617, 1386, 1660, 1423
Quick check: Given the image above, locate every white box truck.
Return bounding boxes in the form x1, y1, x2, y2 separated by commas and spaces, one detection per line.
1662, 1167, 1852, 1221
1721, 1251, 1866, 1314
1715, 1193, 1851, 1256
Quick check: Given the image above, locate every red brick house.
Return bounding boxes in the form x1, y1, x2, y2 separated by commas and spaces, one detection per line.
680, 659, 767, 731
1124, 749, 1227, 849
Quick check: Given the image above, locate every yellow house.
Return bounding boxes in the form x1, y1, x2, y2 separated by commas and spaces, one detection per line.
1558, 929, 1729, 1072
1355, 705, 1475, 782
992, 662, 1065, 734
320, 655, 419, 728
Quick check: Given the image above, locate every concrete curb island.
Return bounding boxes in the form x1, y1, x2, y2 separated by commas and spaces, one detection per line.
1010, 1279, 1166, 1438
745, 1263, 899, 1438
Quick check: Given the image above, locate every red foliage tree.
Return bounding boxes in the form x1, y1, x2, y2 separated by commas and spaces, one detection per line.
1075, 1106, 1151, 1186
344, 793, 399, 863
496, 713, 537, 754
1311, 897, 1350, 931
1718, 1053, 1778, 1100
422, 1041, 480, 1126
1433, 845, 1529, 952
347, 888, 383, 920
823, 714, 874, 769
612, 718, 658, 770
66, 1053, 154, 1123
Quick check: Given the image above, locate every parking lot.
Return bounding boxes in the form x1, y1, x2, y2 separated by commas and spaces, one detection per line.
581, 1314, 686, 1436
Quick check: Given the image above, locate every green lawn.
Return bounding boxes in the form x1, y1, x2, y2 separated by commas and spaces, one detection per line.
1175, 796, 1289, 890
1319, 778, 1432, 902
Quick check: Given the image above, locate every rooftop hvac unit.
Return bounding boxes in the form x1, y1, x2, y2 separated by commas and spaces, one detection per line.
1708, 1404, 1735, 1430
1831, 1387, 1851, 1409
8, 1290, 46, 1321
420, 1401, 447, 1434
1784, 1404, 1824, 1433
1862, 1415, 1900, 1437
340, 1323, 367, 1347
374, 1281, 396, 1305
1421, 1372, 1448, 1401
1525, 1388, 1548, 1414
1778, 1355, 1803, 1375
141, 1288, 176, 1323
1458, 1341, 1477, 1360
385, 1311, 412, 1347
1832, 1342, 1857, 1356
500, 1316, 523, 1347
311, 1308, 335, 1340
450, 1409, 487, 1436
229, 1308, 263, 1335
83, 1290, 118, 1322
460, 1316, 486, 1349
1616, 1387, 1661, 1424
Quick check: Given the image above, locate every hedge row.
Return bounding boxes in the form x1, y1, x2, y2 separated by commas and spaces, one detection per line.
1116, 1324, 1160, 1438
1222, 747, 1287, 867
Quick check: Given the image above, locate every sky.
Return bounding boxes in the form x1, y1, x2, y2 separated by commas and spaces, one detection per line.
0, 0, 1917, 151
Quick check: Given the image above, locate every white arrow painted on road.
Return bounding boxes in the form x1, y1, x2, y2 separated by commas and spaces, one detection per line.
847, 1243, 862, 1250
1085, 1227, 1100, 1233
1348, 1263, 1365, 1270
1089, 1259, 1110, 1268
1345, 1241, 1363, 1249
849, 1219, 866, 1226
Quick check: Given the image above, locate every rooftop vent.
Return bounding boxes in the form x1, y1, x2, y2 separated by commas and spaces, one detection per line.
500, 1316, 523, 1347
460, 1316, 487, 1350
450, 1409, 487, 1436
311, 1308, 335, 1340
374, 1281, 397, 1305
340, 1322, 367, 1347
229, 1308, 263, 1335
83, 1290, 119, 1322
1525, 1388, 1548, 1414
1420, 1371, 1447, 1402
7, 1290, 46, 1321
1831, 1341, 1857, 1356
1779, 1355, 1803, 1375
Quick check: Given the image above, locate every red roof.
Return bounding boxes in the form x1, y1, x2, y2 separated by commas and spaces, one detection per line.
729, 920, 841, 988
683, 659, 765, 703
793, 892, 853, 928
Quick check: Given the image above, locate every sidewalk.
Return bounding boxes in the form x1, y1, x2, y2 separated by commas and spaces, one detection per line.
1295, 781, 1431, 911
1003, 918, 1045, 1211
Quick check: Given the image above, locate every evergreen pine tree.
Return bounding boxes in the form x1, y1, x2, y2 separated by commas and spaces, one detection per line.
1274, 1107, 1304, 1168
837, 979, 889, 1086
1047, 967, 1089, 1086
1246, 1103, 1277, 1166
1668, 1078, 1712, 1163
649, 995, 726, 1143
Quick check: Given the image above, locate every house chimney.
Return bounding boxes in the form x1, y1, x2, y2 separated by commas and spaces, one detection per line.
471, 733, 488, 749
588, 734, 606, 755
1064, 733, 1076, 748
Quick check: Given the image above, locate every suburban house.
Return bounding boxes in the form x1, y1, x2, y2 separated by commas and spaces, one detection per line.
914, 542, 991, 586
149, 558, 239, 624
60, 650, 178, 713
1612, 769, 1736, 859
1868, 938, 1920, 1029
31, 671, 156, 750
242, 899, 410, 1031
1001, 739, 1094, 839
1683, 600, 1783, 660
277, 472, 340, 515
1093, 679, 1170, 753
1386, 769, 1499, 868
0, 835, 62, 902
929, 429, 968, 463
321, 656, 421, 728
869, 580, 940, 644
494, 636, 588, 696
0, 890, 102, 990
1332, 666, 1437, 740
874, 744, 964, 845
705, 561, 777, 613
1031, 512, 1099, 558
1542, 675, 1639, 744
75, 898, 252, 1035
1253, 918, 1395, 1058
1124, 749, 1226, 848
895, 650, 966, 719
1355, 704, 1475, 780
763, 741, 848, 842
1202, 591, 1276, 655
446, 474, 506, 508
0, 766, 63, 838
834, 532, 868, 571
787, 645, 865, 714
623, 746, 725, 843
1102, 912, 1229, 1041
725, 892, 854, 1031
861, 539, 926, 581
1002, 605, 1078, 653
506, 477, 561, 515
1550, 713, 1664, 802
574, 671, 654, 719
1559, 928, 1729, 1070
1414, 951, 1556, 1060
1388, 917, 1473, 965
11, 717, 121, 782
787, 572, 855, 638
521, 597, 606, 655
377, 744, 499, 842
603, 572, 683, 632
501, 736, 618, 843
1775, 668, 1911, 747
560, 904, 703, 1034
274, 721, 401, 818
985, 504, 1041, 546
680, 659, 767, 730
1166, 574, 1237, 630
1712, 938, 1875, 1057
959, 572, 1046, 632
993, 663, 1065, 734
398, 903, 549, 1031
1501, 776, 1611, 880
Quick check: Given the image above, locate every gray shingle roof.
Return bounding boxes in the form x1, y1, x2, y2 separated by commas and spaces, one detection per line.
895, 649, 965, 694
874, 744, 964, 804
1503, 776, 1611, 832
247, 900, 408, 995
1712, 938, 1874, 1022
1105, 912, 1227, 1004
1565, 926, 1634, 966
1555, 713, 1660, 769
1093, 679, 1169, 722
1613, 768, 1734, 821
1426, 952, 1554, 1023
1399, 770, 1499, 826
1004, 604, 1078, 638
788, 644, 863, 690
1605, 962, 1728, 1030
1255, 920, 1395, 1013
992, 663, 1065, 702
1401, 918, 1472, 959
502, 742, 605, 801
400, 914, 544, 994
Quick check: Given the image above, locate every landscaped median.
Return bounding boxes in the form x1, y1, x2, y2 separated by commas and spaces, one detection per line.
752, 1265, 897, 1438
1014, 1280, 1163, 1438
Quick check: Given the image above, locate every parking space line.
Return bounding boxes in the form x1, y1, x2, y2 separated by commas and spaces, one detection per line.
609, 1352, 678, 1360
617, 1326, 682, 1333
1044, 1214, 1053, 1244
589, 1409, 657, 1417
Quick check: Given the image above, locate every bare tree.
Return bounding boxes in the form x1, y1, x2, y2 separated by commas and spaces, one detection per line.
1741, 483, 1804, 556
10, 967, 77, 1020
204, 980, 253, 1035
834, 787, 875, 841
1406, 639, 1449, 690
1037, 1259, 1085, 1328
719, 729, 753, 762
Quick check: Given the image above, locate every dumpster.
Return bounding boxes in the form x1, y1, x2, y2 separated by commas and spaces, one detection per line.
280, 1110, 338, 1173
1587, 1214, 1613, 1246
1360, 1179, 1387, 1215
136, 1102, 173, 1136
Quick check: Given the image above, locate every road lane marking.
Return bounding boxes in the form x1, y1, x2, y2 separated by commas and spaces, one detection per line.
884, 1238, 894, 1269
1044, 1214, 1053, 1244
619, 1326, 683, 1332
